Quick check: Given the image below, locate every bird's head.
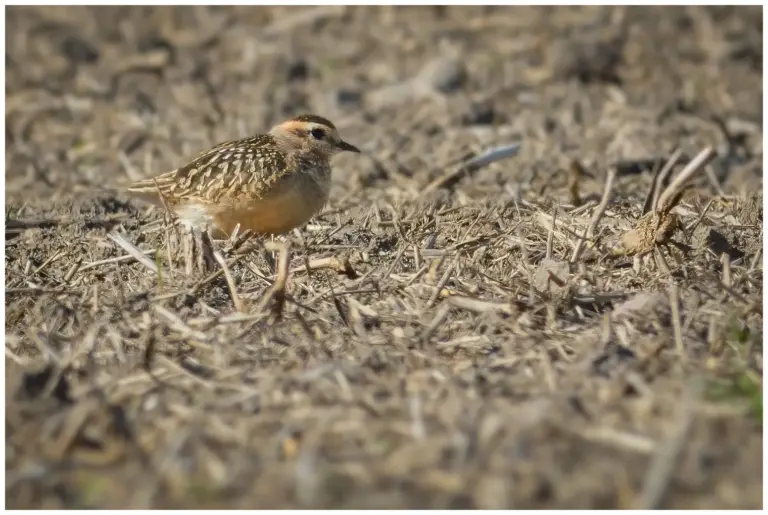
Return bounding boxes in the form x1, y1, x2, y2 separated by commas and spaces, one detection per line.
270, 114, 360, 158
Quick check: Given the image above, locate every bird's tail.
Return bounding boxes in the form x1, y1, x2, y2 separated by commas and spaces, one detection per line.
126, 172, 177, 207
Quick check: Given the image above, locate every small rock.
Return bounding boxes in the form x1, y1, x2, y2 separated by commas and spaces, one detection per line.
461, 101, 497, 126
559, 38, 623, 85
543, 116, 558, 134
334, 88, 362, 108
286, 59, 309, 81
418, 57, 467, 93
60, 35, 99, 64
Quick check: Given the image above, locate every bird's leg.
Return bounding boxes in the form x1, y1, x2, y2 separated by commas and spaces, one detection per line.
202, 228, 218, 272
192, 224, 217, 273
183, 224, 195, 276
259, 239, 291, 320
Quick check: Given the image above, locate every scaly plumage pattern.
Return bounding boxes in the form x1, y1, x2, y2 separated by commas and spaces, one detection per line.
128, 134, 290, 204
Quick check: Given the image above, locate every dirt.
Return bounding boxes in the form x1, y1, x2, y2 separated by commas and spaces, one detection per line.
5, 5, 763, 509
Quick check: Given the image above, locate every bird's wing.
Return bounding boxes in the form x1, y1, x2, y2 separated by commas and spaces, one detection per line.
126, 134, 289, 204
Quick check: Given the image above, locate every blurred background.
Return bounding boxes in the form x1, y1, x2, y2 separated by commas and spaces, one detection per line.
5, 5, 763, 206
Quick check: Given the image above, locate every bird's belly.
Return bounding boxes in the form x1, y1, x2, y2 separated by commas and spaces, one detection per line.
212, 185, 328, 237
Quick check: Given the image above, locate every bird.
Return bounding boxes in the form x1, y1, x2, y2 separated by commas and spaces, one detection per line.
126, 114, 360, 239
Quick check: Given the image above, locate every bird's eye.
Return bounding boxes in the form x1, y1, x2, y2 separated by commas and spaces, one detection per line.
310, 128, 325, 140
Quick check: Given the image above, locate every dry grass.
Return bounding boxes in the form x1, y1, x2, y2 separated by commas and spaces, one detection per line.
5, 5, 763, 509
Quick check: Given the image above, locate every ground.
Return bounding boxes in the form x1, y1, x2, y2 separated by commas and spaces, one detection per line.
5, 5, 763, 509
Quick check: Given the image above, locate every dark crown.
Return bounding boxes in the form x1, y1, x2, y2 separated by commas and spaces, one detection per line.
290, 114, 336, 130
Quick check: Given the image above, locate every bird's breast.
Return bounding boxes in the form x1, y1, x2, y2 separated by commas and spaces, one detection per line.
212, 171, 330, 236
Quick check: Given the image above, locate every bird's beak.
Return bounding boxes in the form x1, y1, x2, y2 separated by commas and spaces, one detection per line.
337, 140, 361, 153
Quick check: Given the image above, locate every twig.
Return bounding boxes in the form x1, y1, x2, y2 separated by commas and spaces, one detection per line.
571, 167, 616, 262
214, 251, 245, 313
162, 218, 176, 280
81, 250, 157, 271
643, 148, 683, 215
657, 147, 716, 215
186, 312, 269, 328
703, 161, 727, 197
262, 5, 345, 36
6, 287, 74, 296
190, 248, 255, 295
426, 258, 457, 308
576, 426, 656, 455
153, 304, 208, 342
228, 223, 241, 247
720, 253, 732, 287
420, 303, 452, 343
107, 231, 161, 275
684, 198, 715, 234
546, 205, 558, 260
719, 281, 751, 307
748, 247, 762, 274
30, 249, 65, 277
446, 295, 517, 315
290, 256, 356, 277
62, 258, 82, 284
